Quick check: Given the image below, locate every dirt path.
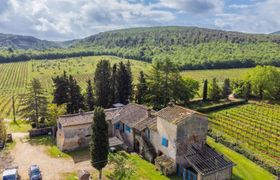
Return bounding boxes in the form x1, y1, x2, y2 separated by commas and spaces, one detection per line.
6, 133, 95, 179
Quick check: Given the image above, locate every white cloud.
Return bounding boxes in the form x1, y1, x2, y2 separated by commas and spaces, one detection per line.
0, 0, 175, 40
215, 0, 280, 34
159, 0, 224, 14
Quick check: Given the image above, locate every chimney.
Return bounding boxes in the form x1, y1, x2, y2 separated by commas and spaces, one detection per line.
147, 108, 152, 117
168, 100, 175, 107
79, 108, 84, 115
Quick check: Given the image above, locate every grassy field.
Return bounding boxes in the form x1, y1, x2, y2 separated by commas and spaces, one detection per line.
0, 56, 151, 118
0, 56, 257, 119
207, 137, 276, 180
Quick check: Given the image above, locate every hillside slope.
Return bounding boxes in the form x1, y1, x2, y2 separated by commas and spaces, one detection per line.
2, 26, 280, 69
0, 33, 62, 50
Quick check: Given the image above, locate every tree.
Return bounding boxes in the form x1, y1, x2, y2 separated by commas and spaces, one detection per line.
0, 119, 7, 142
116, 61, 132, 104
109, 152, 135, 180
90, 107, 109, 180
222, 78, 231, 99
110, 64, 118, 104
52, 71, 69, 105
86, 80, 95, 111
202, 79, 208, 101
146, 58, 199, 109
94, 60, 111, 108
135, 71, 148, 104
67, 75, 84, 114
209, 78, 221, 101
47, 104, 66, 126
19, 78, 48, 128
245, 66, 280, 100
146, 61, 165, 109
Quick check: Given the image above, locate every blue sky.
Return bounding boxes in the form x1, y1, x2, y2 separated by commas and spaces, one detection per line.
0, 0, 279, 41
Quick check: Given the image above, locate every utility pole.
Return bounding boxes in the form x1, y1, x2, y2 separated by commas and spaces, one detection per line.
12, 96, 16, 123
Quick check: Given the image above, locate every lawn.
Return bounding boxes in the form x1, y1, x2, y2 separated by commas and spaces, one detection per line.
7, 120, 32, 133
207, 137, 276, 180
128, 153, 170, 180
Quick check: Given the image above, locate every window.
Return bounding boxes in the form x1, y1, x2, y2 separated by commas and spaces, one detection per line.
125, 125, 131, 134
161, 137, 168, 147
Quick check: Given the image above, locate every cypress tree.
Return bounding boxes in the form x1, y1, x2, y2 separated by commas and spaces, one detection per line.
94, 60, 111, 108
135, 71, 148, 104
202, 79, 208, 101
209, 78, 221, 101
86, 80, 95, 111
90, 107, 109, 180
52, 71, 69, 105
110, 63, 118, 104
222, 78, 231, 99
116, 61, 132, 105
67, 75, 84, 114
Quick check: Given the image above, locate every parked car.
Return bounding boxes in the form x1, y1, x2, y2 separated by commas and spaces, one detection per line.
28, 165, 42, 180
6, 134, 13, 143
2, 167, 19, 180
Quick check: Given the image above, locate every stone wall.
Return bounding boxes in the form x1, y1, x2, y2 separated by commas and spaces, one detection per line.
176, 114, 208, 164
150, 117, 177, 160
198, 167, 232, 180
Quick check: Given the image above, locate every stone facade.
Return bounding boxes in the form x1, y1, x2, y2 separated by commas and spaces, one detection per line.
56, 103, 233, 179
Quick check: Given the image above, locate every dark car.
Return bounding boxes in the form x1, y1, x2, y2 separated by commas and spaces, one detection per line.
28, 165, 42, 180
6, 134, 13, 143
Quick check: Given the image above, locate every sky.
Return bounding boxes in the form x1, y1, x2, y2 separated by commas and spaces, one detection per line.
0, 0, 280, 41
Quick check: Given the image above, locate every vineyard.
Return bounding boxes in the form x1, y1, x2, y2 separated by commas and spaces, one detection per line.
0, 56, 151, 118
209, 103, 280, 168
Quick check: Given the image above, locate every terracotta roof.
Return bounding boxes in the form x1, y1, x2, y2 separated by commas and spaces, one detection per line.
109, 136, 123, 147
58, 108, 121, 127
113, 103, 154, 128
156, 104, 206, 124
134, 115, 157, 131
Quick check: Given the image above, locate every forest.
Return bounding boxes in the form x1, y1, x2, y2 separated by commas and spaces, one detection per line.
1, 27, 280, 69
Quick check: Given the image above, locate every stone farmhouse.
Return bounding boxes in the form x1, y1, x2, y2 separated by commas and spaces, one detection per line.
56, 102, 234, 180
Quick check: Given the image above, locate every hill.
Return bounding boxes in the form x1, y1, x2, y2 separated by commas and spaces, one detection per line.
270, 31, 280, 35
0, 33, 62, 50
2, 26, 280, 69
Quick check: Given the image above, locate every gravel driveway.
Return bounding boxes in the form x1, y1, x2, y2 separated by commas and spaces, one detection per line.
2, 133, 95, 179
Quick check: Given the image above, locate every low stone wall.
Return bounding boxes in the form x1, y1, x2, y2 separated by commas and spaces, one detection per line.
29, 127, 54, 137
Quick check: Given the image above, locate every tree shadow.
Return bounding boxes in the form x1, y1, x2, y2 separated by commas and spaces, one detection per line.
25, 135, 53, 146
232, 174, 244, 180
66, 147, 90, 163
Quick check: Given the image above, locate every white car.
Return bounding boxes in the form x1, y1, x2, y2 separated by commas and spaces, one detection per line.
2, 167, 19, 180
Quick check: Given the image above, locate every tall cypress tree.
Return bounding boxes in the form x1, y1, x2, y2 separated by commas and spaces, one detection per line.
116, 61, 132, 105
67, 75, 84, 114
110, 63, 118, 104
202, 79, 208, 101
209, 78, 221, 101
94, 60, 111, 108
52, 71, 69, 105
135, 71, 148, 104
86, 80, 95, 111
90, 107, 109, 180
222, 78, 231, 99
